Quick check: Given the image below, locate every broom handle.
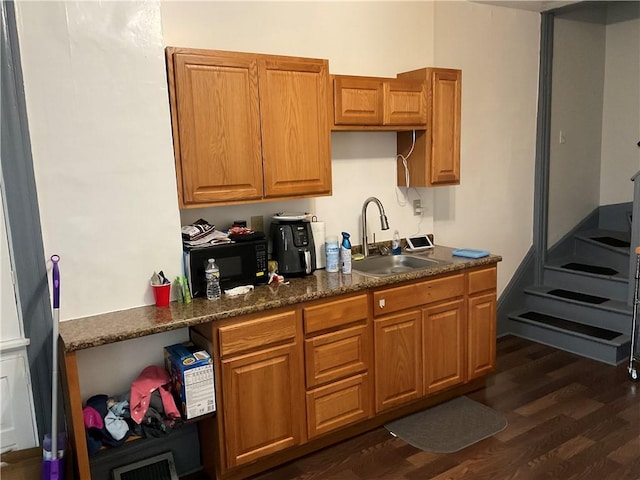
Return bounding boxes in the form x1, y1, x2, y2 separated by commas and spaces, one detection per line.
51, 255, 60, 460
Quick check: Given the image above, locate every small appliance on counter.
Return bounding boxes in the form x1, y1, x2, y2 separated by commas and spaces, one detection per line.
270, 213, 316, 277
185, 238, 268, 298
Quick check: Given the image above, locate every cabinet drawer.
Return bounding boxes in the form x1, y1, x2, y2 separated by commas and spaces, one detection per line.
383, 79, 427, 126
333, 76, 383, 125
306, 373, 371, 438
468, 266, 497, 295
373, 274, 464, 317
304, 324, 369, 388
303, 294, 368, 334
219, 309, 297, 358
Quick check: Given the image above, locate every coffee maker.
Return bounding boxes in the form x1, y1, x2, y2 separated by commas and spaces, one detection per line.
270, 220, 316, 276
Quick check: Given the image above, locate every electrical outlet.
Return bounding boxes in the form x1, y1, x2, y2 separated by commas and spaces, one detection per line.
413, 199, 422, 216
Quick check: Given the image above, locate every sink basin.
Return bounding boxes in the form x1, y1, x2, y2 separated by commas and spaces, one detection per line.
352, 254, 449, 277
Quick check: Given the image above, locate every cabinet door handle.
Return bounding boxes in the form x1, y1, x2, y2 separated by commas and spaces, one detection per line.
378, 298, 386, 309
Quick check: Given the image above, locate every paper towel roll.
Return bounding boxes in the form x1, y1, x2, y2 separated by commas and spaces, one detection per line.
311, 221, 326, 269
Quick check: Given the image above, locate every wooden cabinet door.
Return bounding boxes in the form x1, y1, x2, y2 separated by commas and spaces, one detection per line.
467, 292, 497, 380
169, 50, 263, 206
429, 69, 461, 185
374, 311, 422, 412
221, 342, 305, 468
333, 76, 383, 125
423, 299, 466, 394
396, 67, 461, 187
383, 79, 427, 126
258, 57, 332, 198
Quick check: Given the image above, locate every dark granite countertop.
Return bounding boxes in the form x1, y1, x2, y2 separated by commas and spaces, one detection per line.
59, 246, 501, 352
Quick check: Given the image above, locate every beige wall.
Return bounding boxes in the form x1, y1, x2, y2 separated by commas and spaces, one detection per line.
548, 17, 605, 248
548, 7, 640, 248
163, 1, 438, 262
164, 0, 540, 299
432, 1, 539, 277
14, 0, 540, 397
600, 12, 640, 205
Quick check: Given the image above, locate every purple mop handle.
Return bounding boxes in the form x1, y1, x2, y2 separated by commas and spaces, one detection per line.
51, 255, 60, 309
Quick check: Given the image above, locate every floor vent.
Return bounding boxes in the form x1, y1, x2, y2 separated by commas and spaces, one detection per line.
112, 451, 178, 480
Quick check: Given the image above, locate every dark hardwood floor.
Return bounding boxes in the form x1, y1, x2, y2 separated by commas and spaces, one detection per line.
188, 336, 640, 480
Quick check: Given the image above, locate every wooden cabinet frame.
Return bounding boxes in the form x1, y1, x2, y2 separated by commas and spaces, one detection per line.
374, 310, 423, 412
332, 75, 427, 130
60, 265, 497, 480
397, 68, 462, 186
423, 298, 466, 394
166, 47, 332, 207
303, 293, 373, 439
467, 266, 498, 379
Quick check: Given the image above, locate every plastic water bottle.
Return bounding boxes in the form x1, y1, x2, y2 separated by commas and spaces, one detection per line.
205, 258, 221, 300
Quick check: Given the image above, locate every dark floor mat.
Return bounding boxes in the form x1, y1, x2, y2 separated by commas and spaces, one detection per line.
561, 262, 618, 276
520, 311, 621, 341
547, 288, 609, 304
385, 396, 507, 453
590, 236, 630, 248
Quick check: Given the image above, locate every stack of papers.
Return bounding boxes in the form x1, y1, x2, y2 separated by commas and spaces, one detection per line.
183, 229, 231, 248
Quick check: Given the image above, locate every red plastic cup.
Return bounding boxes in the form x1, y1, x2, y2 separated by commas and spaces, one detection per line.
152, 284, 171, 307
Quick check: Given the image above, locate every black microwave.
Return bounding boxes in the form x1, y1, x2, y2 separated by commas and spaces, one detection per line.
185, 238, 268, 297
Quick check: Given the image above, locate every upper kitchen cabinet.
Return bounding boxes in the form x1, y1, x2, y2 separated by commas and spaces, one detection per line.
165, 48, 332, 208
396, 68, 461, 187
332, 75, 427, 131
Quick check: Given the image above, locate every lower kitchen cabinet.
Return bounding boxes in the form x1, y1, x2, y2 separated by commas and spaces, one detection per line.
372, 273, 465, 412
374, 310, 423, 412
213, 308, 305, 469
221, 342, 305, 468
468, 293, 496, 379
191, 266, 497, 479
59, 257, 500, 480
423, 298, 466, 394
467, 266, 498, 380
303, 293, 372, 438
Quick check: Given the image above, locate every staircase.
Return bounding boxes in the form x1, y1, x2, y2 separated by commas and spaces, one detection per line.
508, 227, 633, 365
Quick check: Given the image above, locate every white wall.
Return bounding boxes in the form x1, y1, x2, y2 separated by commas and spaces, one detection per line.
432, 2, 540, 289
15, 1, 183, 321
548, 17, 606, 247
600, 11, 640, 204
15, 0, 541, 397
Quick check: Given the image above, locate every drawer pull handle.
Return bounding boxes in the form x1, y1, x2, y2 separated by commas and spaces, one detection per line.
379, 298, 386, 309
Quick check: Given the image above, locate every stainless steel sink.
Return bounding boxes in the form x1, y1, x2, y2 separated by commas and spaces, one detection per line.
352, 254, 449, 277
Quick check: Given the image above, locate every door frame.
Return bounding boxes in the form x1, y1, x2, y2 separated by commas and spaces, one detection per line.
1, 0, 56, 441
